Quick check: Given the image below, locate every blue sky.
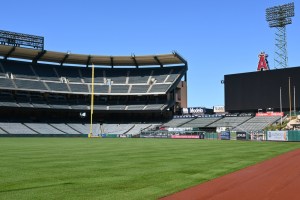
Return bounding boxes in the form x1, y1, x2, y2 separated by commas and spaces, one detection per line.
2, 0, 299, 108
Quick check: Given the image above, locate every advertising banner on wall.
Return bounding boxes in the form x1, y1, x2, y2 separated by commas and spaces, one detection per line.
140, 135, 169, 138
236, 132, 247, 140
182, 107, 206, 115
267, 131, 288, 141
216, 127, 229, 133
220, 131, 230, 140
173, 114, 223, 119
256, 112, 284, 117
171, 135, 200, 139
214, 106, 225, 113
167, 127, 193, 132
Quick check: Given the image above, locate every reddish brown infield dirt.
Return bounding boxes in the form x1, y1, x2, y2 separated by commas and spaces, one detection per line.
160, 148, 300, 200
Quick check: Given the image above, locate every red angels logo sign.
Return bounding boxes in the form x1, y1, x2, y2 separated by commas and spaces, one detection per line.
257, 52, 269, 71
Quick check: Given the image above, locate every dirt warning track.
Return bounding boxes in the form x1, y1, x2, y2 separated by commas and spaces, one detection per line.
161, 148, 300, 200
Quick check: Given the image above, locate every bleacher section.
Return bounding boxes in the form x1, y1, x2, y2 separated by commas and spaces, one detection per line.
125, 123, 158, 135
233, 116, 281, 132
208, 116, 252, 128
181, 117, 221, 127
162, 114, 282, 133
0, 123, 37, 134
50, 123, 81, 134
67, 123, 90, 134
0, 127, 7, 134
0, 122, 161, 135
66, 123, 143, 135
163, 117, 194, 127
103, 124, 133, 134
25, 123, 65, 134
0, 115, 282, 135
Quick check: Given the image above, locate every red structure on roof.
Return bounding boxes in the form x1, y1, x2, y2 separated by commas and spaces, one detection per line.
257, 52, 269, 71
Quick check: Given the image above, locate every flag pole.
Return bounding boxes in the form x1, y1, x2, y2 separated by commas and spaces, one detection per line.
289, 77, 292, 118
294, 86, 296, 117
89, 63, 95, 138
280, 87, 282, 125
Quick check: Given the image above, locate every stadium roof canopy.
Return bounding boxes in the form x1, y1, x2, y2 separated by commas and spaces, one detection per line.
0, 45, 187, 67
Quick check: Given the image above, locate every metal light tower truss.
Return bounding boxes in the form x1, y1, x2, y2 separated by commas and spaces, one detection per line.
266, 2, 295, 68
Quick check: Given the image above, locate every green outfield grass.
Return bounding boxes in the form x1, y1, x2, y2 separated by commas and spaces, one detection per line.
0, 138, 299, 200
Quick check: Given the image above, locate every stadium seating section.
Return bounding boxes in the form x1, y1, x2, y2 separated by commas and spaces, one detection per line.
0, 59, 186, 111
0, 55, 281, 136
161, 115, 281, 133
0, 114, 281, 135
0, 122, 160, 135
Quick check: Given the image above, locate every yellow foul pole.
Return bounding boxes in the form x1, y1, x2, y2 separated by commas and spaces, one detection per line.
89, 63, 95, 138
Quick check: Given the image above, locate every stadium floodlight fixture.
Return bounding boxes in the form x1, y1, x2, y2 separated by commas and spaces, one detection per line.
265, 2, 295, 68
266, 2, 294, 27
268, 18, 292, 28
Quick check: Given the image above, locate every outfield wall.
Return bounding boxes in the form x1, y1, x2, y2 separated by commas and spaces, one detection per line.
288, 131, 300, 141
1, 131, 299, 141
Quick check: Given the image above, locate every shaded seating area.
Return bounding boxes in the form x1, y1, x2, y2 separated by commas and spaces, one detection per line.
0, 59, 184, 99
0, 50, 187, 125
0, 91, 18, 107
33, 63, 59, 81
1, 60, 36, 79
15, 79, 47, 91
149, 84, 171, 93
0, 77, 15, 89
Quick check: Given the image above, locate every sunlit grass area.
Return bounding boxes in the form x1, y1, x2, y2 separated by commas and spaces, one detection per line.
0, 138, 299, 200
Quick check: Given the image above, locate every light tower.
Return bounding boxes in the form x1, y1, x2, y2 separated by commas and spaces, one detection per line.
266, 2, 295, 68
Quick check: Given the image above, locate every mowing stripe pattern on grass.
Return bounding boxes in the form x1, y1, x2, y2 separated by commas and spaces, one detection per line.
0, 138, 299, 200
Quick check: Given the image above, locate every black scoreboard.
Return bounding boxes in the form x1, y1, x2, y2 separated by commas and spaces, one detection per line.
224, 67, 300, 112
0, 30, 44, 50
